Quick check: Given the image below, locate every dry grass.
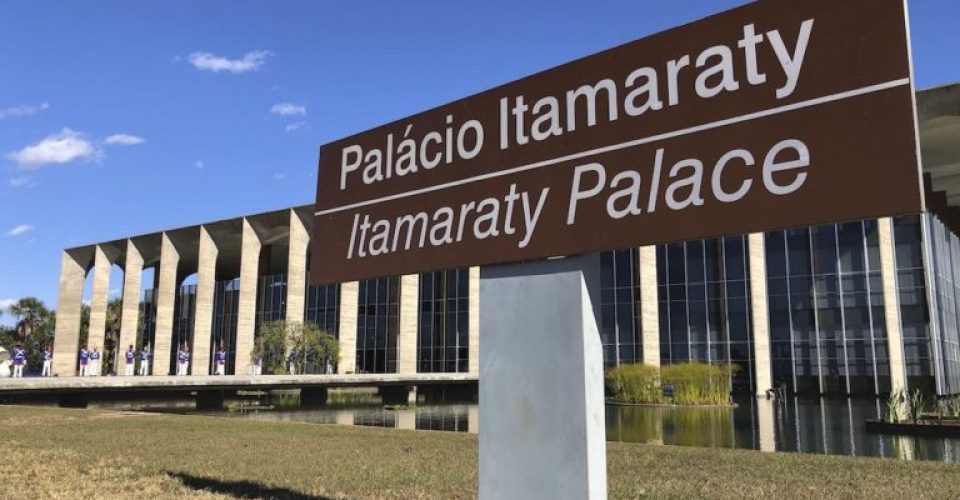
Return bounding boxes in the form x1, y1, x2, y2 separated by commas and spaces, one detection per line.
1, 405, 959, 499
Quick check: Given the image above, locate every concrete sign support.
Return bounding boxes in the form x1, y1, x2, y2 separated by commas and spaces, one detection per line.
480, 255, 606, 499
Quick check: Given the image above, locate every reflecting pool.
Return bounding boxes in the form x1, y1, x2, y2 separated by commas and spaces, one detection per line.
127, 396, 960, 463
606, 398, 960, 462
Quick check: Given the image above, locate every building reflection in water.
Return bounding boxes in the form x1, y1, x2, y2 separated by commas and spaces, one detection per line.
134, 396, 959, 464
605, 398, 960, 463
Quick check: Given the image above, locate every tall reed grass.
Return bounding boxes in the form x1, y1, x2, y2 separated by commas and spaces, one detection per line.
605, 362, 737, 405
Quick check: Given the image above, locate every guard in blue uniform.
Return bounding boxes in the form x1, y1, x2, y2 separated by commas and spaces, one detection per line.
90, 347, 101, 376
138, 346, 150, 376
177, 345, 190, 376
215, 346, 227, 376
78, 346, 90, 377
288, 350, 298, 375
12, 343, 27, 378
41, 345, 52, 377
124, 345, 135, 376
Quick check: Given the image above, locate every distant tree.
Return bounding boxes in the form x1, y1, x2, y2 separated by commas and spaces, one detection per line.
24, 315, 55, 372
0, 298, 55, 372
291, 322, 339, 374
9, 297, 49, 341
255, 321, 289, 375
102, 299, 123, 374
78, 303, 91, 349
254, 320, 339, 375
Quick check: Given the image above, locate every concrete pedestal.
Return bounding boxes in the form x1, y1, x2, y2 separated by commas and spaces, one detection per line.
479, 255, 607, 500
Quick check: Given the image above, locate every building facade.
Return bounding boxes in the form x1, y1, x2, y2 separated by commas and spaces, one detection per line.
51, 84, 960, 397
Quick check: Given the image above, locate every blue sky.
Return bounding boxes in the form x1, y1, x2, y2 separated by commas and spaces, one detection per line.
0, 0, 958, 322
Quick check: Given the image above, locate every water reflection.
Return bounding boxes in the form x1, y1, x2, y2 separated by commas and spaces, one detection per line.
116, 395, 960, 464
606, 397, 960, 463
221, 403, 477, 434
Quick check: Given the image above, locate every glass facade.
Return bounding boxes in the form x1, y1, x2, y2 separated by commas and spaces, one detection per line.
593, 215, 960, 397
597, 238, 754, 392
893, 215, 937, 393
927, 214, 960, 395
657, 236, 755, 392
212, 278, 240, 375
170, 284, 197, 374
599, 250, 642, 367
417, 268, 469, 373
305, 283, 341, 338
356, 277, 400, 373
255, 273, 287, 332
107, 211, 960, 396
767, 221, 889, 396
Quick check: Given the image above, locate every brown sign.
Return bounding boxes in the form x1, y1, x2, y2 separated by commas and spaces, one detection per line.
312, 0, 921, 284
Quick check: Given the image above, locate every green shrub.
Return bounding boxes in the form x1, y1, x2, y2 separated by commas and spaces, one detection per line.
905, 389, 926, 423
605, 362, 737, 405
605, 363, 664, 404
885, 390, 905, 423
661, 362, 737, 406
950, 397, 960, 419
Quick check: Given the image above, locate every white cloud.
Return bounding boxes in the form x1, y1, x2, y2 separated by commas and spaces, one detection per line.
6, 128, 98, 169
271, 103, 306, 116
285, 121, 306, 132
273, 172, 287, 180
193, 160, 204, 170
8, 176, 30, 187
188, 50, 270, 74
0, 102, 49, 119
104, 134, 145, 146
0, 298, 15, 313
6, 224, 34, 237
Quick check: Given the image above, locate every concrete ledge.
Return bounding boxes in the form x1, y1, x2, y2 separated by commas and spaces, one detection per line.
0, 373, 478, 395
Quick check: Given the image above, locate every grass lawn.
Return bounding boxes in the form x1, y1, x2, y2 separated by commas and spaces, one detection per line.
1, 405, 958, 499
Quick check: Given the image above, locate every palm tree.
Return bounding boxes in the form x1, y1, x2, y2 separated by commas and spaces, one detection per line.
9, 297, 49, 341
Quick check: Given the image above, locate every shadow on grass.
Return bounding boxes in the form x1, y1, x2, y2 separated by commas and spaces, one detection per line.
166, 471, 333, 500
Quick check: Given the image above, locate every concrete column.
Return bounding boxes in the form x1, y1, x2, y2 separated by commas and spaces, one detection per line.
638, 246, 661, 367
396, 409, 416, 430
192, 226, 218, 375
338, 281, 359, 373
52, 251, 87, 376
286, 210, 309, 325
398, 274, 420, 375
335, 410, 355, 426
86, 245, 112, 367
236, 218, 262, 376
878, 217, 907, 393
480, 255, 606, 500
756, 399, 776, 452
468, 404, 479, 434
748, 232, 773, 396
468, 266, 480, 375
153, 232, 180, 376
117, 240, 143, 374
